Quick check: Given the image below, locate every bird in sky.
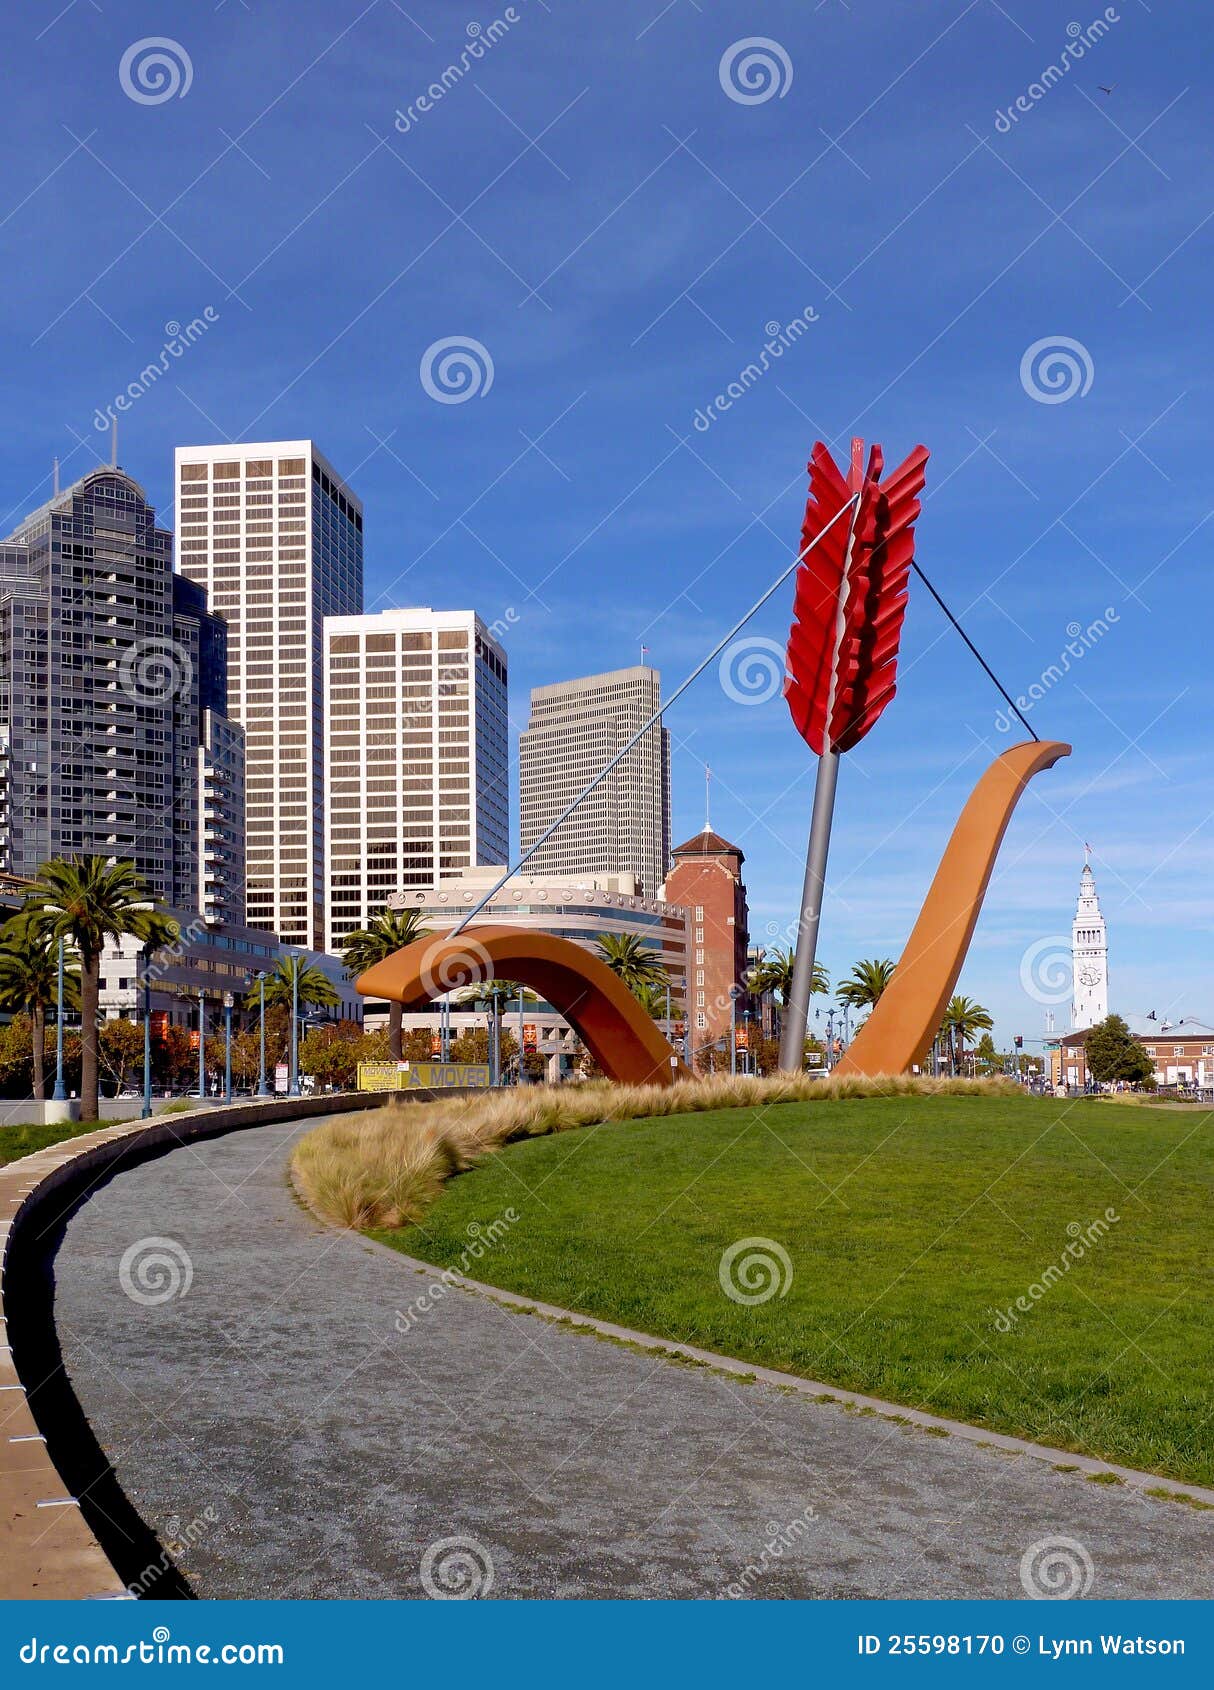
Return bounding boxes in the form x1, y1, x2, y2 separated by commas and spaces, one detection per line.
1098, 84, 1116, 94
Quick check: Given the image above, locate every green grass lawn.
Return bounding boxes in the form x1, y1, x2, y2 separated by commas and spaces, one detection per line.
0, 1115, 110, 1168
376, 1093, 1214, 1485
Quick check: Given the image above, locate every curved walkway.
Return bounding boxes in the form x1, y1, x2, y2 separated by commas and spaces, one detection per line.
51, 1119, 1210, 1600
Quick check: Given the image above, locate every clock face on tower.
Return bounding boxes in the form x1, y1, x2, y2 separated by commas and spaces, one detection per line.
1078, 965, 1103, 987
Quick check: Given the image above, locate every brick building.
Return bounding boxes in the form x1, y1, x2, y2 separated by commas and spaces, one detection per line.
661, 827, 749, 1056
1048, 1020, 1214, 1091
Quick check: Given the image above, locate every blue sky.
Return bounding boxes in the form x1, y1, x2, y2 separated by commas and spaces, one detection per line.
3, 0, 1211, 1047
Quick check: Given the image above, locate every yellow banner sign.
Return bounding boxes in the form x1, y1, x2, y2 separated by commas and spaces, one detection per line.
357, 1061, 493, 1092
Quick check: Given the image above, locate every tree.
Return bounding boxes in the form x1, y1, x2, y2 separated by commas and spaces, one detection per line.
632, 978, 675, 1021
98, 1018, 145, 1095
151, 1025, 194, 1092
263, 956, 341, 1012
836, 959, 896, 1012
299, 1022, 362, 1090
1084, 1014, 1155, 1086
339, 908, 432, 1060
594, 933, 668, 995
941, 994, 994, 1075
0, 914, 81, 1101
24, 856, 176, 1121
747, 947, 829, 1004
973, 1031, 1000, 1073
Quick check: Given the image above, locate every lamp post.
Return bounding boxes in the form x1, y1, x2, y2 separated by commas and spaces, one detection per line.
517, 987, 525, 1087
52, 937, 67, 1103
489, 987, 502, 1087
256, 972, 269, 1096
141, 941, 153, 1120
223, 991, 234, 1104
197, 989, 206, 1098
743, 1008, 753, 1075
289, 962, 300, 1097
730, 989, 738, 1077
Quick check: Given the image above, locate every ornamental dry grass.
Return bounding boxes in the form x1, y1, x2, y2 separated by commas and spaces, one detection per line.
292, 1071, 1014, 1232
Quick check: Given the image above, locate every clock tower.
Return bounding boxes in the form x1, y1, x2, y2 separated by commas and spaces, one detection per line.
1071, 849, 1108, 1030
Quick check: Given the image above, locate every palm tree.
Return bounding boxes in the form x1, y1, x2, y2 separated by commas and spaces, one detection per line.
263, 956, 341, 1013
632, 979, 674, 1022
836, 958, 897, 1012
942, 994, 994, 1076
24, 856, 176, 1121
0, 913, 81, 1101
340, 908, 432, 1059
595, 932, 668, 996
748, 947, 829, 1004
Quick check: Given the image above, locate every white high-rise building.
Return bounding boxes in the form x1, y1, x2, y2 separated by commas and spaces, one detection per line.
174, 441, 363, 949
519, 665, 671, 895
1071, 851, 1108, 1030
324, 608, 509, 948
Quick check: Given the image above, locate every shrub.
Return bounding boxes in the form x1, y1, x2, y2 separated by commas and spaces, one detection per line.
292, 1071, 1016, 1233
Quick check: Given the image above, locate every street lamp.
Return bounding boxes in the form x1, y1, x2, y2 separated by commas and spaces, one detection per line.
52, 937, 67, 1103
488, 985, 502, 1087
256, 972, 269, 1097
289, 962, 300, 1097
141, 940, 153, 1120
517, 986, 526, 1087
730, 987, 738, 1077
223, 991, 234, 1105
743, 1008, 753, 1075
197, 989, 206, 1099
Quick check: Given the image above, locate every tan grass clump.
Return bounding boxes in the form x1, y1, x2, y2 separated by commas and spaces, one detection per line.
292, 1070, 1016, 1234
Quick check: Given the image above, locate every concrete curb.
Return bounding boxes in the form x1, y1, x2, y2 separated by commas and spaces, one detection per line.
0, 1090, 431, 1601
355, 1238, 1214, 1513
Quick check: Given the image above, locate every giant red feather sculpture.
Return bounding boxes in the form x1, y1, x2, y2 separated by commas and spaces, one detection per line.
777, 437, 930, 1071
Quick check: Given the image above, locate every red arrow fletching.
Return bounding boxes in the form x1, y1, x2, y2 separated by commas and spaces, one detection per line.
784, 439, 929, 755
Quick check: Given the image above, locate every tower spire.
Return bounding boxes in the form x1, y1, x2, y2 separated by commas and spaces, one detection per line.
704, 763, 711, 832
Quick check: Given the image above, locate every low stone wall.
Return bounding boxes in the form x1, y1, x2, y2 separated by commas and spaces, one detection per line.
0, 1089, 454, 1600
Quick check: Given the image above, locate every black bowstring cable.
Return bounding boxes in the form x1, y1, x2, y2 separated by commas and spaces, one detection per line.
910, 560, 1039, 742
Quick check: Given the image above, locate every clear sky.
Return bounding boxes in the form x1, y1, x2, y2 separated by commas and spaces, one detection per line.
3, 0, 1211, 1048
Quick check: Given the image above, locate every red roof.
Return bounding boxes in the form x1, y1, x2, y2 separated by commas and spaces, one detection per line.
671, 827, 745, 863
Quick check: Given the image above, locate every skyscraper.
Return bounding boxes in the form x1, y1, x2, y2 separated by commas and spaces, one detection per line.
324, 608, 508, 948
0, 465, 242, 911
519, 665, 670, 894
1071, 851, 1108, 1030
174, 441, 363, 949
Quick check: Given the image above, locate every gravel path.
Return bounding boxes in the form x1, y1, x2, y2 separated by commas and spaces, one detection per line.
49, 1118, 1210, 1600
